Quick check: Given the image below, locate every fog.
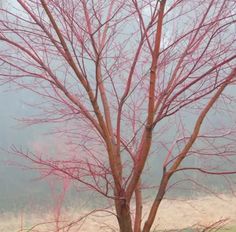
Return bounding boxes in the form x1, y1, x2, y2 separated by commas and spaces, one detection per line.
1, 85, 236, 213
0, 0, 236, 216
0, 88, 47, 211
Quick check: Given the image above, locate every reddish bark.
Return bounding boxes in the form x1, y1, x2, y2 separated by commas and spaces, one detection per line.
1, 0, 236, 231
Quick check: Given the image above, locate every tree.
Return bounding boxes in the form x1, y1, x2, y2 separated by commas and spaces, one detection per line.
1, 0, 236, 231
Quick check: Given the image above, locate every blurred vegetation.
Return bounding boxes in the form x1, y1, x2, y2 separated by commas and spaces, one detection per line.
153, 225, 236, 232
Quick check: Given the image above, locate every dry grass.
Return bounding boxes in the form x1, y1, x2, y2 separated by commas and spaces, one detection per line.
1, 194, 236, 232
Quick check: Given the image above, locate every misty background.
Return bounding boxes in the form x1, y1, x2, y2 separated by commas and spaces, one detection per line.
1, 0, 236, 214
1, 81, 236, 213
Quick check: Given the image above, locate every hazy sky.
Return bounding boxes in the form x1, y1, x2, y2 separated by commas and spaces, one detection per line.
1, 0, 236, 213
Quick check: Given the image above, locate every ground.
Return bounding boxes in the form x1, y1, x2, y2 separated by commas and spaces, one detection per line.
1, 194, 236, 232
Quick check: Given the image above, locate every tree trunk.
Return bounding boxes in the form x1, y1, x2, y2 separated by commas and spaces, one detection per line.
117, 202, 133, 232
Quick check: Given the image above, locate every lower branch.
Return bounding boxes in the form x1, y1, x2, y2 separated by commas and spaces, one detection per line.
142, 171, 170, 232
134, 180, 142, 232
